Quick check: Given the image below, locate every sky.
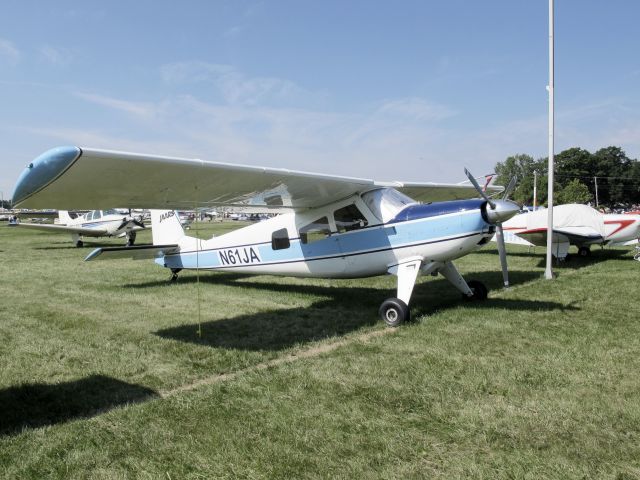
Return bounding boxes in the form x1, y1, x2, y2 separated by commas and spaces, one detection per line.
1, 0, 640, 200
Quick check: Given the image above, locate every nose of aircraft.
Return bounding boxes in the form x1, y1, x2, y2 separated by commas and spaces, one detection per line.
484, 199, 520, 225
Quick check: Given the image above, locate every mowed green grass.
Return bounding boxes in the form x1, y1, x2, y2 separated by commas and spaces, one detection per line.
1, 221, 639, 479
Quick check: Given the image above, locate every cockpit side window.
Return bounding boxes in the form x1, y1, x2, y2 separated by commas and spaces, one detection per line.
94, 211, 102, 219
299, 216, 330, 244
86, 211, 94, 221
272, 228, 291, 250
334, 204, 368, 233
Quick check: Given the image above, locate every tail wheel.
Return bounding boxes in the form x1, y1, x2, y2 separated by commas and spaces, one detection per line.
379, 298, 410, 327
465, 280, 488, 301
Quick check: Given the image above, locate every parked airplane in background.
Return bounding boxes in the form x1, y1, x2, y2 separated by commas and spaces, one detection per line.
10, 208, 146, 247
501, 204, 640, 259
12, 146, 519, 326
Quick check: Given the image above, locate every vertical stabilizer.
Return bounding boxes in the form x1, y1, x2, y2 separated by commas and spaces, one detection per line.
58, 210, 73, 224
150, 210, 185, 245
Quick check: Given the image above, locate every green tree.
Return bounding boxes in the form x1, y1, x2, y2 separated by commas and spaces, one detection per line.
593, 146, 633, 206
494, 154, 546, 205
558, 179, 592, 204
495, 146, 640, 207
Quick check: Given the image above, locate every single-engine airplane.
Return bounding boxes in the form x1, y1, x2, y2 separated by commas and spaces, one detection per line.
501, 203, 640, 259
9, 208, 145, 247
12, 146, 519, 326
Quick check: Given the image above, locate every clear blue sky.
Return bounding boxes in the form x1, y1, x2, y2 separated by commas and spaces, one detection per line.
2, 0, 639, 199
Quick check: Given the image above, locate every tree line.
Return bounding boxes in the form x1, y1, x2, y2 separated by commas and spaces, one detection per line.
494, 146, 640, 208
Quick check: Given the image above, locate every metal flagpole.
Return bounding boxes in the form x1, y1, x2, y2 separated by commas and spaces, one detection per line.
545, 0, 555, 280
533, 170, 538, 210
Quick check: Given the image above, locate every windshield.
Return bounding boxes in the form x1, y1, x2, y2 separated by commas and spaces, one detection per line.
361, 188, 416, 223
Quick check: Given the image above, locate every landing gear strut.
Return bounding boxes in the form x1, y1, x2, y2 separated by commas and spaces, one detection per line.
379, 257, 424, 327
379, 259, 489, 327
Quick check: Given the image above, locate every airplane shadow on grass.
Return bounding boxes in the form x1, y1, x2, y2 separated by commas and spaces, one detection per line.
154, 269, 574, 352
0, 375, 158, 437
475, 246, 630, 269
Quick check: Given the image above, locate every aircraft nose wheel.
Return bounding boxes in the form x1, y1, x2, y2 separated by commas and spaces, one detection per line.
379, 298, 410, 327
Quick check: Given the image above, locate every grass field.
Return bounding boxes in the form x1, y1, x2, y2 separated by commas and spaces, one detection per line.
1, 221, 639, 479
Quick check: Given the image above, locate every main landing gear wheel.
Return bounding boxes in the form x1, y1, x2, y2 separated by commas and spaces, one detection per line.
75, 240, 83, 248
126, 232, 137, 247
169, 268, 182, 283
464, 280, 488, 301
379, 298, 410, 328
578, 246, 591, 257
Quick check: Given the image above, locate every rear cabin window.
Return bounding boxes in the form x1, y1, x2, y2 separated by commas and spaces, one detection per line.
94, 211, 102, 219
299, 217, 330, 244
272, 228, 291, 250
334, 204, 368, 233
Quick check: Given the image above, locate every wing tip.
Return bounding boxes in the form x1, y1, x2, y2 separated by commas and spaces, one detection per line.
12, 146, 82, 207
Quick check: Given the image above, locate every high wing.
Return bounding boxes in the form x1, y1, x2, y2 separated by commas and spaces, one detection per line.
12, 146, 502, 210
10, 222, 108, 236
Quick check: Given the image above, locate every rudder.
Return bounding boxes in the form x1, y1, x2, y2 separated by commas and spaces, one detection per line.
150, 210, 185, 245
58, 210, 73, 224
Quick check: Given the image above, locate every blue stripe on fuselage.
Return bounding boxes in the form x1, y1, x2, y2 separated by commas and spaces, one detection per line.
160, 200, 488, 269
390, 199, 485, 223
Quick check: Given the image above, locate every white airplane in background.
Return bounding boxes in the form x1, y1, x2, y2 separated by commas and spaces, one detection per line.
10, 208, 146, 247
12, 146, 519, 326
500, 204, 640, 259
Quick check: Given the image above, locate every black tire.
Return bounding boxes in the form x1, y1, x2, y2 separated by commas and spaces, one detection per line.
465, 280, 488, 301
127, 232, 136, 247
75, 240, 83, 248
578, 246, 590, 257
378, 298, 410, 327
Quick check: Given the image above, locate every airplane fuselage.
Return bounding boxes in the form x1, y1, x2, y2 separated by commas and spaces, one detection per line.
157, 197, 494, 279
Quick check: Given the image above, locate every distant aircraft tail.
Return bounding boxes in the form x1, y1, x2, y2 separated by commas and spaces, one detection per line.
58, 210, 73, 224
150, 210, 185, 245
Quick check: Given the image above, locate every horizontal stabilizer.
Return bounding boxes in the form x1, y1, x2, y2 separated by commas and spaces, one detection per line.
85, 244, 179, 261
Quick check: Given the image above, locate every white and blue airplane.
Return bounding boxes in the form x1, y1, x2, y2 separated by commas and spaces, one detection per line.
9, 208, 146, 247
12, 146, 519, 326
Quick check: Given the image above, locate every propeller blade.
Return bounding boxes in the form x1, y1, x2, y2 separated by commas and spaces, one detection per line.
133, 219, 146, 229
495, 224, 509, 288
464, 168, 496, 209
502, 176, 517, 200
